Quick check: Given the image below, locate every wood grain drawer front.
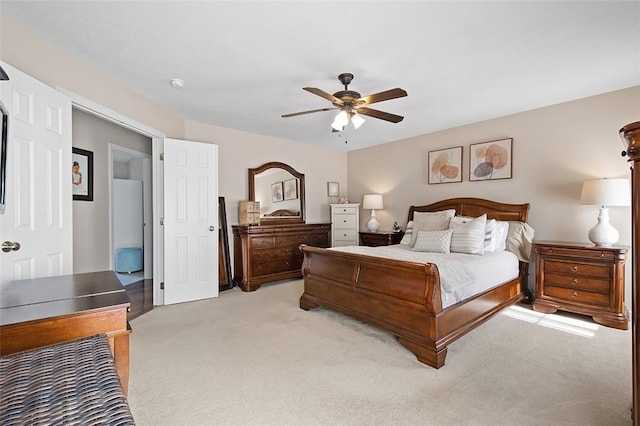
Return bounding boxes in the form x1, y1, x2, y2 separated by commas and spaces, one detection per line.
252, 247, 298, 262
333, 214, 357, 229
255, 259, 302, 276
251, 236, 274, 249
333, 230, 358, 242
543, 273, 610, 293
543, 285, 610, 307
543, 260, 610, 279
539, 246, 615, 261
301, 233, 329, 247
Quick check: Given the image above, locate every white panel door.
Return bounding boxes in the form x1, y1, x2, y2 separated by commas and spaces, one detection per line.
163, 138, 218, 304
0, 62, 72, 286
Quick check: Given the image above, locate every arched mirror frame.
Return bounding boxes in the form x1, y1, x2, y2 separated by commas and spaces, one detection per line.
248, 162, 305, 224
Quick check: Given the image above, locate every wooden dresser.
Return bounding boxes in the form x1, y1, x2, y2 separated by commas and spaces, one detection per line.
232, 222, 331, 291
532, 241, 629, 329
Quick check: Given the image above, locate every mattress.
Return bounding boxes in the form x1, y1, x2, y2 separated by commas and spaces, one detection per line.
329, 245, 520, 309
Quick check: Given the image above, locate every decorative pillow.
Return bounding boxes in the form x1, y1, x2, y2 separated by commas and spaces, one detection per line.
505, 221, 536, 262
450, 214, 486, 255
409, 209, 456, 247
412, 229, 453, 253
450, 216, 497, 253
494, 221, 509, 251
399, 221, 413, 245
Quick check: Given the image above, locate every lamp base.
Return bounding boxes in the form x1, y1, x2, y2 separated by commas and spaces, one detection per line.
367, 210, 380, 233
588, 207, 619, 247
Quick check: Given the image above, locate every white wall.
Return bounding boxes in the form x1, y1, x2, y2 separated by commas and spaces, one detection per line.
347, 86, 640, 297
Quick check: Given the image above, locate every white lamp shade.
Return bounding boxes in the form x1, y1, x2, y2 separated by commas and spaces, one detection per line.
362, 194, 383, 210
580, 178, 630, 207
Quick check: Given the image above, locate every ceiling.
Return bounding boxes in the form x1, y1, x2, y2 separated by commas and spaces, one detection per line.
2, 1, 639, 151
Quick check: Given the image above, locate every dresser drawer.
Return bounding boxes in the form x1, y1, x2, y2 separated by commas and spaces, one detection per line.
543, 285, 610, 308
252, 247, 298, 262
544, 273, 610, 293
333, 214, 357, 229
254, 258, 302, 276
333, 230, 358, 242
543, 260, 610, 279
332, 207, 357, 215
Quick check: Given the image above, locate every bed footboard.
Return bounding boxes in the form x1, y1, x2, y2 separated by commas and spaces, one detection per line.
299, 244, 527, 368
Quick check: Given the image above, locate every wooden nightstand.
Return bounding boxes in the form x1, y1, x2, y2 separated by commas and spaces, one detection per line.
532, 241, 629, 330
359, 231, 404, 247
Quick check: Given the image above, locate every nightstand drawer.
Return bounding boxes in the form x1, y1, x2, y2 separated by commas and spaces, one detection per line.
543, 285, 610, 307
544, 273, 610, 293
333, 207, 357, 215
538, 246, 616, 261
543, 260, 610, 279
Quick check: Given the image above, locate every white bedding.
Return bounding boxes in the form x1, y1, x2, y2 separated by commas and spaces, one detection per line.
328, 245, 520, 309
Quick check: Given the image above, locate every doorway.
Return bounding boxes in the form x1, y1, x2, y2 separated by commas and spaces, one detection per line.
110, 144, 152, 287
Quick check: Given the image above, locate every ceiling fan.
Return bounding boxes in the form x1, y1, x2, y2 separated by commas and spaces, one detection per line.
282, 73, 408, 132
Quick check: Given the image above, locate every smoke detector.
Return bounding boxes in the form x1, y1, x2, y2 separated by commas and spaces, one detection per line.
169, 78, 185, 89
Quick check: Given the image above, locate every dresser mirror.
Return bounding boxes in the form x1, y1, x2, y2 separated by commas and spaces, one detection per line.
249, 162, 305, 223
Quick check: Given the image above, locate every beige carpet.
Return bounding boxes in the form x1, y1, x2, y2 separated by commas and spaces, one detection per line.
128, 279, 632, 425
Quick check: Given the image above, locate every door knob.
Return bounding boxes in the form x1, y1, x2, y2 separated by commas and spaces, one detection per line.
209, 226, 215, 231
2, 241, 21, 253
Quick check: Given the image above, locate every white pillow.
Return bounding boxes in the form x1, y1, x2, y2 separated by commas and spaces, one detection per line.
450, 214, 486, 255
410, 209, 456, 247
412, 229, 453, 253
494, 221, 509, 252
450, 216, 497, 253
399, 221, 413, 245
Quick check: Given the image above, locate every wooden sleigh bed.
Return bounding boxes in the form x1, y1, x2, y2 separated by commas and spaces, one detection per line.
299, 197, 532, 368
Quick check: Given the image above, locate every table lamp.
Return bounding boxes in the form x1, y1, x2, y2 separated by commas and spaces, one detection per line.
362, 194, 384, 232
580, 178, 630, 246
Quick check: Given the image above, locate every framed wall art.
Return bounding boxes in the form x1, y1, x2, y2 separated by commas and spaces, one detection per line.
428, 146, 463, 184
72, 147, 94, 201
327, 181, 339, 197
271, 182, 283, 202
469, 138, 513, 181
283, 178, 298, 200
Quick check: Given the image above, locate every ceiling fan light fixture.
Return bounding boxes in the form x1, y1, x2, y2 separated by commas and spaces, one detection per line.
351, 113, 365, 129
332, 110, 349, 131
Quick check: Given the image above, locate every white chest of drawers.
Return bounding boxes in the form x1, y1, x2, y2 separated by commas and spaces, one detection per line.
330, 204, 360, 247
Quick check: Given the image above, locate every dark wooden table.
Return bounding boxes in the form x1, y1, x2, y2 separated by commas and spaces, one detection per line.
0, 271, 132, 394
359, 231, 404, 247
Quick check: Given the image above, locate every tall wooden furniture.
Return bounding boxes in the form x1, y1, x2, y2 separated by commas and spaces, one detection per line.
232, 223, 331, 291
330, 203, 360, 247
533, 241, 628, 329
621, 121, 640, 425
0, 271, 131, 394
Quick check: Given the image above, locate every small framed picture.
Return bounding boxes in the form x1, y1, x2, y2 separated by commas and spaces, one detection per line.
271, 182, 283, 202
283, 178, 298, 200
327, 181, 339, 197
469, 138, 513, 181
428, 146, 463, 184
72, 147, 94, 201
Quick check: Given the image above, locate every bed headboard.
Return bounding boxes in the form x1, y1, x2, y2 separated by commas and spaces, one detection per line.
408, 197, 530, 223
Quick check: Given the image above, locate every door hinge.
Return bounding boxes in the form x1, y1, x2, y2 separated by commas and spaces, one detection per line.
159, 152, 164, 161
160, 282, 164, 290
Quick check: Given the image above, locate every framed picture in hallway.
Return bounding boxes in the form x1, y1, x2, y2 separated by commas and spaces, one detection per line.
72, 147, 93, 201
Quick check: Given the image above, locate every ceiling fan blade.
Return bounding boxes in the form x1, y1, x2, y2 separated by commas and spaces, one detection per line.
282, 107, 337, 118
357, 107, 404, 123
357, 88, 407, 106
303, 87, 344, 106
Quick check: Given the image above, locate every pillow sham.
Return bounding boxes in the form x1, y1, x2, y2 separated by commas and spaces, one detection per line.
409, 209, 456, 247
449, 215, 497, 253
399, 220, 413, 245
412, 229, 453, 253
450, 214, 486, 255
494, 220, 509, 251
